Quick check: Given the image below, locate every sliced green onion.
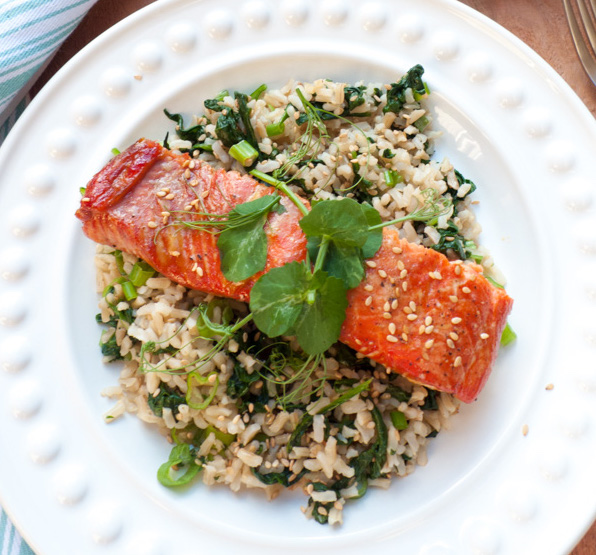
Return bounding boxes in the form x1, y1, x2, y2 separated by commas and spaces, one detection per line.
186, 371, 219, 410
121, 280, 137, 301
500, 322, 517, 346
157, 444, 201, 487
464, 240, 483, 264
111, 147, 121, 156
250, 83, 267, 99
80, 186, 86, 196
202, 424, 236, 448
413, 115, 430, 132
129, 261, 155, 287
113, 250, 126, 276
229, 139, 259, 166
192, 143, 213, 152
266, 110, 289, 137
390, 410, 408, 430
383, 169, 404, 188
413, 82, 430, 101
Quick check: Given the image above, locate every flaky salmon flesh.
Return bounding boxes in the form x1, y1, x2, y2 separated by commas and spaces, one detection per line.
76, 139, 513, 403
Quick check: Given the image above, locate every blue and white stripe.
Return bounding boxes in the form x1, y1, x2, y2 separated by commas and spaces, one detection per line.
0, 509, 34, 555
0, 0, 98, 142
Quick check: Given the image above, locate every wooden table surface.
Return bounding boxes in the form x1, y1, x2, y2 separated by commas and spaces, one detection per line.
31, 0, 596, 553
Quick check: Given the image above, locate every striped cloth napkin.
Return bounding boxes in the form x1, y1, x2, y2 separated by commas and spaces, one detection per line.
0, 0, 99, 143
1, 2, 101, 550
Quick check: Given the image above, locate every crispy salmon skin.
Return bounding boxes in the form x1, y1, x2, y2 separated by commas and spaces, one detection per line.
76, 139, 513, 402
76, 139, 307, 302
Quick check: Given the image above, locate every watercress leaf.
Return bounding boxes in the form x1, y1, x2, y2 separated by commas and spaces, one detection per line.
322, 242, 365, 289
299, 198, 369, 248
360, 202, 383, 259
294, 272, 348, 355
250, 261, 310, 337
217, 195, 281, 282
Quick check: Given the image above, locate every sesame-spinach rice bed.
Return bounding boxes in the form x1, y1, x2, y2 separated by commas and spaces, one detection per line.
94, 66, 507, 525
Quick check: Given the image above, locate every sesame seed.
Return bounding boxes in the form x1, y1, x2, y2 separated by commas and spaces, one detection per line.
201, 190, 210, 198
165, 193, 175, 200
454, 356, 462, 367
403, 306, 412, 314
462, 286, 471, 294
366, 260, 377, 268
383, 312, 392, 319
147, 221, 158, 228
425, 316, 432, 326
449, 332, 459, 341
522, 424, 529, 436
545, 383, 554, 390
388, 323, 396, 334
422, 351, 430, 361
364, 284, 374, 292
184, 204, 193, 211
449, 295, 459, 303
424, 339, 434, 349
208, 373, 217, 383
447, 339, 455, 349
156, 191, 167, 197
189, 179, 199, 187
232, 414, 241, 424
386, 334, 398, 343
418, 324, 426, 334
391, 299, 398, 310
400, 269, 408, 279
197, 266, 204, 277
383, 301, 391, 312
397, 260, 405, 271
425, 325, 434, 334
406, 314, 417, 321
455, 266, 462, 275
480, 333, 489, 339
451, 317, 462, 325
378, 269, 388, 279
171, 251, 180, 257
189, 160, 196, 169
402, 282, 408, 291
81, 197, 91, 202
409, 301, 416, 311
365, 296, 373, 306
392, 246, 403, 254
161, 211, 171, 218
401, 333, 408, 341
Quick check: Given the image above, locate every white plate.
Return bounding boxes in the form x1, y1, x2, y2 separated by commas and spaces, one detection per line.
1, 0, 595, 553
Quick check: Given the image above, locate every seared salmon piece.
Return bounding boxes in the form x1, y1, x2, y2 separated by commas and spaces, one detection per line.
76, 139, 513, 402
339, 230, 513, 403
75, 139, 307, 302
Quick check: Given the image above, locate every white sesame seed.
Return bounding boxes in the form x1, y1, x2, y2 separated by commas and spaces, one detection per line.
383, 312, 392, 319
400, 269, 408, 279
197, 266, 204, 277
402, 282, 408, 291
409, 301, 416, 312
425, 325, 434, 334
449, 332, 459, 341
424, 339, 434, 349
451, 317, 462, 324
366, 260, 377, 268
454, 356, 462, 367
406, 314, 417, 321
449, 295, 459, 303
401, 333, 408, 341
545, 383, 554, 390
165, 193, 175, 200
171, 250, 180, 257
447, 339, 455, 349
462, 286, 471, 294
425, 316, 432, 326
391, 300, 398, 310
403, 306, 412, 314
455, 266, 462, 275
383, 301, 391, 312
147, 221, 158, 228
418, 324, 426, 334
386, 334, 398, 343
364, 284, 374, 292
365, 296, 373, 306
522, 424, 529, 436
388, 322, 396, 335
392, 246, 403, 254
397, 260, 405, 271
156, 191, 167, 197
480, 333, 489, 339
378, 269, 388, 279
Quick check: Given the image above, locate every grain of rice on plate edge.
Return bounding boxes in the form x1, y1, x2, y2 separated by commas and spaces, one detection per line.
83, 66, 514, 525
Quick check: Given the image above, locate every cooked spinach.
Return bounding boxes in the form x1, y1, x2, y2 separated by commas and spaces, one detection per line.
148, 383, 186, 417
384, 64, 426, 114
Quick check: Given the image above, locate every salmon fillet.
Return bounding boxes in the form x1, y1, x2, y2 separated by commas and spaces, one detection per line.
339, 232, 513, 403
76, 139, 513, 402
76, 139, 307, 302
